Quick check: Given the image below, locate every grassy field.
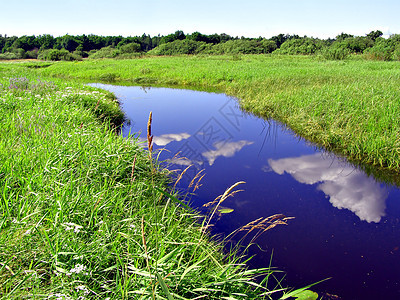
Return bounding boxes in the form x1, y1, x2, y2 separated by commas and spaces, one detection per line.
0, 67, 308, 299
2, 54, 398, 298
31, 55, 400, 173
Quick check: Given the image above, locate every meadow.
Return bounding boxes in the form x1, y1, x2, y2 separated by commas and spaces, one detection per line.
35, 55, 400, 172
1, 53, 399, 299
0, 64, 316, 299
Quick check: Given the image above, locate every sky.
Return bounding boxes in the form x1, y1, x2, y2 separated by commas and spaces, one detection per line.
1, 0, 399, 39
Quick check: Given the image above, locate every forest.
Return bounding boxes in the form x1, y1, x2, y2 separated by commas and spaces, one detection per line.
1, 29, 399, 61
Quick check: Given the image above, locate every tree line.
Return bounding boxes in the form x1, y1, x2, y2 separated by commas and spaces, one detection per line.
1, 30, 399, 61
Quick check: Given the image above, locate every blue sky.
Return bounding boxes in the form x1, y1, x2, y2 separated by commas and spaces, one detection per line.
1, 0, 399, 38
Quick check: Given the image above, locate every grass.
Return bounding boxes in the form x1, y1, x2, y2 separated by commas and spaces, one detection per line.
29, 54, 400, 173
0, 69, 309, 299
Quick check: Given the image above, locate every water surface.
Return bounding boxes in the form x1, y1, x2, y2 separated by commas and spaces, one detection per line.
92, 84, 400, 299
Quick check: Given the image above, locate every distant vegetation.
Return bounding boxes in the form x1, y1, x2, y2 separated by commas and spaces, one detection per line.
1, 30, 400, 61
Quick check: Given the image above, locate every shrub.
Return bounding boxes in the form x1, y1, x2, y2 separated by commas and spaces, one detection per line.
0, 52, 18, 60
333, 37, 373, 53
149, 39, 212, 55
88, 46, 120, 59
319, 46, 351, 60
38, 49, 81, 61
26, 49, 39, 59
275, 38, 326, 55
211, 40, 266, 55
363, 36, 400, 61
119, 42, 141, 54
261, 40, 277, 53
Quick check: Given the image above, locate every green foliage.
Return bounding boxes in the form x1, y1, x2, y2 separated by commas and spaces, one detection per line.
38, 49, 82, 61
0, 52, 18, 60
333, 36, 374, 53
88, 46, 120, 59
150, 39, 212, 55
119, 42, 141, 53
261, 39, 278, 53
320, 45, 351, 60
212, 39, 267, 54
366, 30, 383, 41
275, 38, 326, 55
364, 35, 400, 61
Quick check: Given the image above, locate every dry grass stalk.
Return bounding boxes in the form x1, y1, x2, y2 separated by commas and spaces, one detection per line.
94, 98, 101, 111
188, 169, 205, 193
202, 181, 245, 232
147, 111, 153, 152
173, 165, 193, 190
229, 214, 295, 245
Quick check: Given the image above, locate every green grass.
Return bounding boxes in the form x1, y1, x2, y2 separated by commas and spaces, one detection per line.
0, 70, 305, 299
31, 55, 400, 173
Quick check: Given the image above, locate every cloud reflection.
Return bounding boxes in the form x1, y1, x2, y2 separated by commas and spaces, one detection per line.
268, 154, 388, 223
202, 140, 254, 166
153, 133, 191, 146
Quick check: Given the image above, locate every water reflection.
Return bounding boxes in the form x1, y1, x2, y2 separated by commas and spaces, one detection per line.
268, 153, 388, 223
153, 132, 191, 146
202, 140, 254, 166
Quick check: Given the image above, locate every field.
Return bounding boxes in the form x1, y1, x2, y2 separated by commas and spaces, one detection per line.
1, 54, 399, 299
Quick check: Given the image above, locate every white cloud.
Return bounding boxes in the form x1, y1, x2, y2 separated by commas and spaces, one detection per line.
202, 140, 254, 166
153, 133, 191, 146
268, 154, 388, 223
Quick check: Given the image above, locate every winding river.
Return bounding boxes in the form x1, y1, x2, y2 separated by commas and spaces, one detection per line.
91, 84, 400, 299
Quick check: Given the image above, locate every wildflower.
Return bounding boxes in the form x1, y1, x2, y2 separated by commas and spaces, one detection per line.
67, 264, 89, 276
62, 222, 83, 233
75, 285, 90, 295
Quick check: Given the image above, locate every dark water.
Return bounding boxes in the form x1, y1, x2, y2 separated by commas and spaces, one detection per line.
92, 84, 400, 300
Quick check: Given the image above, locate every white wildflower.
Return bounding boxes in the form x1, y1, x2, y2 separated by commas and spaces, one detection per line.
67, 264, 88, 276
62, 222, 83, 233
75, 285, 90, 295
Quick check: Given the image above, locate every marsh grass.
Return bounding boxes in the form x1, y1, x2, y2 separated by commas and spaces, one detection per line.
0, 73, 307, 299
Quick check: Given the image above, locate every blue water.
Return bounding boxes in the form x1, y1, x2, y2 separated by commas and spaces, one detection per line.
92, 84, 400, 300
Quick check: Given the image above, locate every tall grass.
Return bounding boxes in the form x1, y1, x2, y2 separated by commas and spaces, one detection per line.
34, 55, 400, 172
0, 72, 308, 299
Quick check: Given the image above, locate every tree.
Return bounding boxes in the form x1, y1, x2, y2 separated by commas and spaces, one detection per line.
367, 30, 383, 41
335, 33, 354, 41
36, 34, 55, 50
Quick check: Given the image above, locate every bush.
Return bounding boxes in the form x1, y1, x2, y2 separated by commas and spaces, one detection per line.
0, 52, 18, 60
275, 38, 326, 55
319, 46, 351, 60
38, 49, 82, 61
261, 40, 277, 53
88, 46, 120, 59
333, 37, 373, 53
119, 42, 141, 54
26, 49, 39, 59
149, 39, 212, 55
211, 40, 267, 55
363, 36, 400, 61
